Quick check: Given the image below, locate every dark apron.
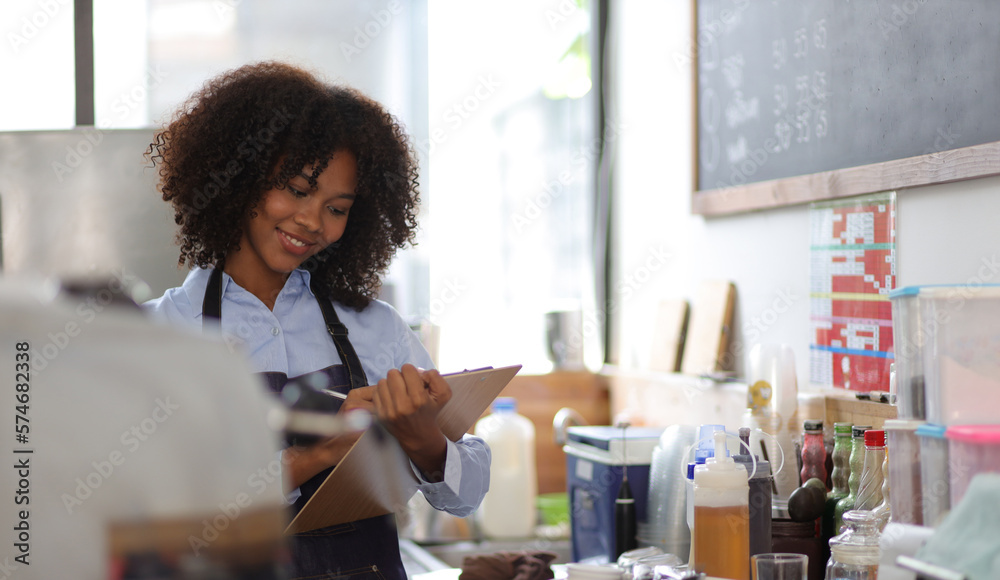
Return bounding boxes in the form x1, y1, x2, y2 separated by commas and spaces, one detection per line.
204, 267, 406, 580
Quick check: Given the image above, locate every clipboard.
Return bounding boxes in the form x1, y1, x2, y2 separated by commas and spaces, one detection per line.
285, 364, 522, 534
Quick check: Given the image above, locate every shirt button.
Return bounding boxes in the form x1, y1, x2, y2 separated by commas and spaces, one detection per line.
271, 327, 280, 336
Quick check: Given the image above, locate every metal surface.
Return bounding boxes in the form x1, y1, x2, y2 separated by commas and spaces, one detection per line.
0, 128, 186, 298
553, 407, 587, 445
74, 0, 95, 126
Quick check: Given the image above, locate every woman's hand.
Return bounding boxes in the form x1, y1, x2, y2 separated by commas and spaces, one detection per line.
281, 389, 375, 492
354, 364, 452, 482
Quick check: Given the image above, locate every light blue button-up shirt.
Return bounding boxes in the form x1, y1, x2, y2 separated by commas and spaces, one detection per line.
143, 267, 489, 516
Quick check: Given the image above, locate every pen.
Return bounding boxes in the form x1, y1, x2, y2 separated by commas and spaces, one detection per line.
322, 390, 348, 400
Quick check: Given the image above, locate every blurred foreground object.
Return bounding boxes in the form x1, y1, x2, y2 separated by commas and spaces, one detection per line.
915, 473, 1000, 580
0, 275, 292, 578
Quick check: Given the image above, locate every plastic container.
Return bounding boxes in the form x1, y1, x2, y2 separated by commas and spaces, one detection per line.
945, 424, 1000, 507
916, 423, 951, 527
746, 344, 799, 501
565, 425, 663, 563
888, 286, 929, 420
883, 419, 924, 525
474, 397, 537, 539
645, 424, 696, 563
684, 424, 726, 560
892, 285, 1000, 425
734, 428, 772, 560
693, 430, 750, 580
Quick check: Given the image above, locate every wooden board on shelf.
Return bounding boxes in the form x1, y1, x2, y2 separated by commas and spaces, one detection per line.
681, 280, 735, 376
649, 299, 689, 373
824, 392, 898, 430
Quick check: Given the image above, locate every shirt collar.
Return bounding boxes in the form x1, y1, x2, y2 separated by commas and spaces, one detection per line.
181, 266, 318, 319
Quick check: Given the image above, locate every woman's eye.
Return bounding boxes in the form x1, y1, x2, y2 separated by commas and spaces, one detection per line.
288, 186, 308, 198
328, 207, 347, 216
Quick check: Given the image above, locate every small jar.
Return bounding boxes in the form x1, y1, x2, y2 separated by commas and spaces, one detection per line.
772, 518, 823, 580
825, 510, 880, 580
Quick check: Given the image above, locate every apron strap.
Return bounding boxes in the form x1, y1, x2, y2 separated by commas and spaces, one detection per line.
203, 263, 224, 321
201, 266, 369, 390
309, 274, 369, 390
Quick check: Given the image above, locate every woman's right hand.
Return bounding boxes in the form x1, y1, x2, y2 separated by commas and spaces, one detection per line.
281, 391, 375, 492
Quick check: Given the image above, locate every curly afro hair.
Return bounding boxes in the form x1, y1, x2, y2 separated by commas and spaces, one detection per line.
147, 61, 420, 310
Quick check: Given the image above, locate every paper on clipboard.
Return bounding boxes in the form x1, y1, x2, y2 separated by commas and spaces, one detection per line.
285, 364, 522, 534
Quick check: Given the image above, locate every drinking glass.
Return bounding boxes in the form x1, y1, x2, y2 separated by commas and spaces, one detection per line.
751, 553, 807, 580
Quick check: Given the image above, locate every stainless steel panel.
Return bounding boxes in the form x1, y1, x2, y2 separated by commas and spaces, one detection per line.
0, 128, 187, 298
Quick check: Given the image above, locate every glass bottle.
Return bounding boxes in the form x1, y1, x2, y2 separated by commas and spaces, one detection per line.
833, 426, 870, 534
855, 430, 886, 511
823, 422, 852, 542
825, 510, 881, 580
801, 419, 828, 486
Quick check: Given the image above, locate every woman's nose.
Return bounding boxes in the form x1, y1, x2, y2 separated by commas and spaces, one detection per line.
294, 204, 322, 232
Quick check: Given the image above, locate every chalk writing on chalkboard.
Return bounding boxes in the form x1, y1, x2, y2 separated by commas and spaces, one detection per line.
694, 0, 1000, 214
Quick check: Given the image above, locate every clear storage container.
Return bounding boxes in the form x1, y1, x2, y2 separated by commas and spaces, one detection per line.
917, 423, 951, 527
889, 286, 929, 420
883, 419, 924, 525
918, 285, 1000, 425
945, 424, 1000, 507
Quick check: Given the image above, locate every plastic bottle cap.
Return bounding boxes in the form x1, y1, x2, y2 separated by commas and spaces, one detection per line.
834, 422, 853, 435
864, 429, 885, 447
852, 425, 872, 438
695, 431, 749, 493
491, 397, 516, 413
803, 419, 823, 432
711, 430, 729, 464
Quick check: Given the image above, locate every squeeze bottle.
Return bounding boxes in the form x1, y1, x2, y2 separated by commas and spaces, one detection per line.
474, 397, 537, 538
686, 424, 725, 561
734, 427, 771, 559
693, 430, 750, 580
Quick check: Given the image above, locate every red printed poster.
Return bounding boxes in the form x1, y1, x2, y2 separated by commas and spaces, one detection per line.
809, 192, 896, 391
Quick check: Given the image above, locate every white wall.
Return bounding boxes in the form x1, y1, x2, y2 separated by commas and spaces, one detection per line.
612, 0, 1000, 389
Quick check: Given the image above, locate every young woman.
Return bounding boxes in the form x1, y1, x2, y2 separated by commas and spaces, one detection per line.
143, 61, 490, 579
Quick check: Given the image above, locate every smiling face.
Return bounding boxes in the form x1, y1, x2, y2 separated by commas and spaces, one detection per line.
224, 149, 358, 305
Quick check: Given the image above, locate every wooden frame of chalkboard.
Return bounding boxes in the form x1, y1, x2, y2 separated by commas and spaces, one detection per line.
691, 0, 1000, 216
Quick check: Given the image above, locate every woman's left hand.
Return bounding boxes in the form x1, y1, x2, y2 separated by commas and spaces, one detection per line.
354, 364, 451, 482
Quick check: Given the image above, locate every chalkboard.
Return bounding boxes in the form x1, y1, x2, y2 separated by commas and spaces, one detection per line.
694, 0, 1000, 215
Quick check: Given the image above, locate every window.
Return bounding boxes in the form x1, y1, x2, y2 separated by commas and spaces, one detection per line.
426, 0, 600, 373
0, 0, 602, 373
